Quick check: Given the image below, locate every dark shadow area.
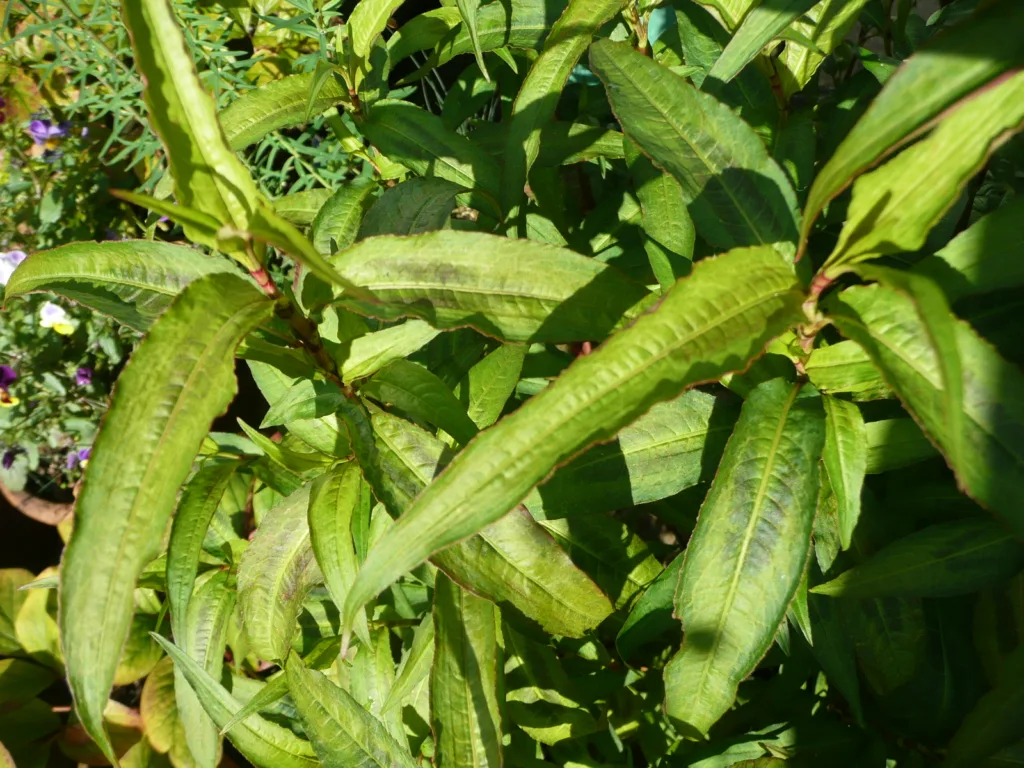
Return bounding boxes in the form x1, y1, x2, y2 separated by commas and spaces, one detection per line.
0, 498, 64, 573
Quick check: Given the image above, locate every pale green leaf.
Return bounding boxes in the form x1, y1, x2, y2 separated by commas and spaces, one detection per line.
349, 0, 406, 59
311, 181, 376, 256
821, 396, 866, 550
59, 274, 272, 763
708, 0, 820, 84
358, 177, 462, 238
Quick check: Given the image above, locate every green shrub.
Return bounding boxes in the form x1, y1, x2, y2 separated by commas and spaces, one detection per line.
3, 0, 1024, 767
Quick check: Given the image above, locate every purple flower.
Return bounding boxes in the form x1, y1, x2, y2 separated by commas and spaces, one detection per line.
0, 250, 27, 285
75, 367, 93, 386
66, 448, 91, 470
0, 365, 15, 388
2, 450, 15, 470
27, 119, 67, 146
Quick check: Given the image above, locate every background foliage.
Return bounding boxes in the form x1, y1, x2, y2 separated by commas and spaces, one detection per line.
3, 0, 1024, 767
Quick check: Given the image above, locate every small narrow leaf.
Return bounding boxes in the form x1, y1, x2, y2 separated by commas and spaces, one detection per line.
382, 613, 433, 714
153, 635, 319, 768
821, 396, 866, 550
339, 320, 441, 383
431, 572, 503, 768
60, 274, 272, 763
349, 0, 406, 60
361, 359, 479, 446
707, 0, 820, 83
285, 651, 419, 768
812, 520, 1024, 599
665, 380, 825, 737
238, 484, 322, 662
344, 246, 802, 629
456, 0, 489, 80
311, 181, 376, 256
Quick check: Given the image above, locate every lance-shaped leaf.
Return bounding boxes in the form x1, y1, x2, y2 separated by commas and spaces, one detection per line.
153, 636, 319, 768
617, 554, 684, 664
370, 409, 613, 636
142, 657, 202, 768
362, 360, 479, 446
430, 0, 568, 69
865, 418, 937, 474
311, 182, 376, 256
361, 100, 501, 219
238, 484, 323, 662
359, 177, 461, 238
459, 342, 527, 429
59, 274, 272, 763
344, 245, 803, 628
431, 572, 503, 768
308, 464, 369, 647
812, 520, 1024, 599
830, 283, 1024, 536
327, 230, 649, 343
382, 613, 433, 713
285, 651, 419, 768
121, 0, 265, 256
166, 459, 238, 652
708, 0, 820, 84
176, 570, 236, 768
523, 389, 737, 519
3, 240, 237, 331
590, 39, 800, 258
339, 320, 441, 383
826, 70, 1024, 270
821, 396, 866, 550
274, 189, 333, 227
774, 0, 869, 99
800, 0, 1024, 244
456, 0, 489, 79
947, 643, 1024, 767
806, 589, 864, 725
220, 73, 347, 151
386, 7, 462, 66
501, 0, 628, 219
665, 380, 825, 737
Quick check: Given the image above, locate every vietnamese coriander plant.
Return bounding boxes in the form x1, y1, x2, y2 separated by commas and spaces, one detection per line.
3, 0, 1024, 766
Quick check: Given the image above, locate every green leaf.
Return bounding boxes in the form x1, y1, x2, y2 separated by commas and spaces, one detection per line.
431, 0, 567, 69
308, 464, 370, 647
59, 274, 272, 763
0, 569, 32, 656
591, 38, 798, 259
361, 99, 502, 219
349, 626, 404, 743
625, 139, 695, 291
121, 0, 266, 258
458, 342, 527, 429
153, 635, 319, 768
947, 643, 1024, 767
238, 420, 331, 474
311, 181, 376, 255
431, 572, 503, 768
3, 240, 237, 331
369, 409, 613, 636
142, 657, 206, 768
825, 71, 1024, 270
348, 0, 405, 60
773, 0, 868, 99
812, 520, 1024, 599
805, 341, 890, 401
915, 195, 1024, 303
344, 245, 803, 630
166, 459, 238, 652
456, 0, 489, 79
220, 73, 347, 150
616, 554, 684, 663
708, 0, 820, 84
831, 282, 1024, 535
238, 484, 322, 662
260, 380, 345, 428
175, 570, 235, 768
382, 613, 433, 714
806, 589, 863, 725
0, 659, 56, 706
665, 380, 825, 737
338, 320, 442, 382
386, 7, 462, 67
523, 387, 736, 520
358, 177, 462, 238
500, 0, 628, 220
821, 396, 866, 550
285, 650, 419, 768
327, 230, 650, 343
361, 359, 479, 445
800, 0, 1024, 245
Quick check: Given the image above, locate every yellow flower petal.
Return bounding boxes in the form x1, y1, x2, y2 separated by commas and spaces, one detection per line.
0, 395, 19, 408
53, 323, 75, 335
